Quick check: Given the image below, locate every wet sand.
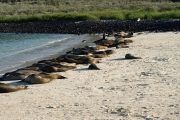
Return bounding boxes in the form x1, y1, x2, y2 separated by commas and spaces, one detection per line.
0, 32, 179, 120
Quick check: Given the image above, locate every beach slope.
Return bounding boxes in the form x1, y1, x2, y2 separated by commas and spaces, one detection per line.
0, 32, 179, 120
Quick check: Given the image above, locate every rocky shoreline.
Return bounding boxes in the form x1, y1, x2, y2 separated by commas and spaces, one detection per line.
0, 20, 179, 34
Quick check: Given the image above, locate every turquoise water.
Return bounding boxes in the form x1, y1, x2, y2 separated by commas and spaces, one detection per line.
0, 33, 92, 74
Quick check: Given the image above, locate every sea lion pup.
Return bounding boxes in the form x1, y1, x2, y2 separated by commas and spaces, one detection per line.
0, 69, 41, 81
125, 54, 142, 59
88, 63, 100, 70
0, 83, 28, 93
24, 73, 66, 84
56, 54, 100, 64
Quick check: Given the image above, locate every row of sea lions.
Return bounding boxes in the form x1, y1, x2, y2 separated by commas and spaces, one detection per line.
0, 31, 140, 93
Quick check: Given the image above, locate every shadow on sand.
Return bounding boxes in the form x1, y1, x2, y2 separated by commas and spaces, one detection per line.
75, 67, 100, 72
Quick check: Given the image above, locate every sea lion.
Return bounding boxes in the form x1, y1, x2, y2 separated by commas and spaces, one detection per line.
85, 45, 107, 51
24, 73, 66, 84
91, 54, 107, 58
0, 83, 28, 93
95, 45, 108, 50
88, 63, 100, 70
125, 54, 142, 59
0, 72, 26, 81
104, 50, 115, 55
40, 64, 76, 73
0, 69, 41, 81
124, 39, 133, 44
22, 66, 40, 71
32, 61, 77, 73
56, 54, 100, 64
116, 44, 129, 49
90, 49, 114, 58
94, 39, 114, 47
93, 50, 114, 56
67, 48, 91, 55
67, 46, 97, 55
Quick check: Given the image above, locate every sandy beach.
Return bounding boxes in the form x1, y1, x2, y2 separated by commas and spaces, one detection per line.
0, 32, 179, 120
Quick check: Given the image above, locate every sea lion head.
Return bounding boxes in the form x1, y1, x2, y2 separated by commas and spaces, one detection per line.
1, 72, 26, 81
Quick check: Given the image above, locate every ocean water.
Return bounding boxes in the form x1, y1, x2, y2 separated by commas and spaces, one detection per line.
0, 33, 95, 74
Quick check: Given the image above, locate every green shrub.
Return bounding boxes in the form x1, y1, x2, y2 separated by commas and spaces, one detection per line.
0, 9, 180, 23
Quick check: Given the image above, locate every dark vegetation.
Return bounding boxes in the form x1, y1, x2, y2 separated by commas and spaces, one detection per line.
0, 0, 180, 22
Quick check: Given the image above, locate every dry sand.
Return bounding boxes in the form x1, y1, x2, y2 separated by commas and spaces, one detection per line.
0, 32, 179, 120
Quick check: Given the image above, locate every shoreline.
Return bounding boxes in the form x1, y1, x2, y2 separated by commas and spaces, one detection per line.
0, 32, 179, 119
0, 34, 101, 75
0, 20, 179, 34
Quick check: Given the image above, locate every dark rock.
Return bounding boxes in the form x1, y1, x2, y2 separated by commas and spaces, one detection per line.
0, 20, 179, 34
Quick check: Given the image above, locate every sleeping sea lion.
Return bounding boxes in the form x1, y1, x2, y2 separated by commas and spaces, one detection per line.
67, 46, 96, 55
0, 72, 27, 81
124, 39, 133, 44
93, 50, 114, 56
0, 83, 28, 93
91, 54, 107, 58
24, 73, 66, 84
56, 54, 100, 64
0, 69, 41, 81
40, 64, 76, 73
96, 45, 108, 50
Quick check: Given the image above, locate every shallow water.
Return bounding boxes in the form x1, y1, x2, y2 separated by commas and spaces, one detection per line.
0, 33, 95, 74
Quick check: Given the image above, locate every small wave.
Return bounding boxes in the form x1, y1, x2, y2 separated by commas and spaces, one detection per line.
47, 38, 69, 44
0, 37, 71, 59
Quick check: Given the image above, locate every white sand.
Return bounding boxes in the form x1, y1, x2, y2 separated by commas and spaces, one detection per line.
0, 32, 180, 120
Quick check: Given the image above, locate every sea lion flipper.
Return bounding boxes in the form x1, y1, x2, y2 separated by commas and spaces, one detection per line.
125, 54, 142, 59
58, 75, 67, 79
88, 64, 101, 70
